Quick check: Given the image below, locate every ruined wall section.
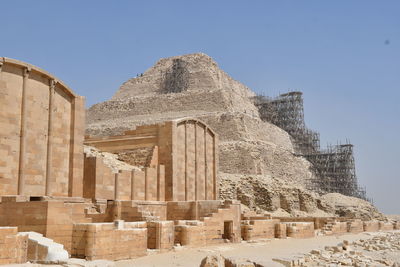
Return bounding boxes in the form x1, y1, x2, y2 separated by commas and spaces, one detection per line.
85, 119, 218, 202
0, 57, 85, 197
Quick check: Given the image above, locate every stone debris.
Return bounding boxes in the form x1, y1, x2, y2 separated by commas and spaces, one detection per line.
199, 254, 263, 267
18, 231, 69, 263
274, 232, 400, 266
219, 173, 385, 220
200, 255, 225, 267
83, 145, 141, 172
320, 193, 385, 221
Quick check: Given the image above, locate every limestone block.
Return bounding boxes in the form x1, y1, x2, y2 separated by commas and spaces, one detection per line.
19, 231, 69, 263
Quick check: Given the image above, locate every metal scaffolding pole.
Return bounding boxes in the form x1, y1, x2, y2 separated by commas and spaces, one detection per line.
252, 92, 370, 202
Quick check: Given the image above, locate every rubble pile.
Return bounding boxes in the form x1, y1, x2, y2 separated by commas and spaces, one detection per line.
275, 232, 400, 267
83, 145, 141, 172
220, 174, 385, 220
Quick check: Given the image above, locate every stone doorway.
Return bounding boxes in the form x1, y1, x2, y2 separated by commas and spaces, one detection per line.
223, 221, 233, 240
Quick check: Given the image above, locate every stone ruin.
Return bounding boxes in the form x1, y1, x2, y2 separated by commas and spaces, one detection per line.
0, 55, 398, 264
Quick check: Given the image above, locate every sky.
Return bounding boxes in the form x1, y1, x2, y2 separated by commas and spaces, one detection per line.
1, 1, 399, 213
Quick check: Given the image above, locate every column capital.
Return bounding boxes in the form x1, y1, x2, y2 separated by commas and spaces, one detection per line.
23, 67, 31, 78
49, 79, 57, 90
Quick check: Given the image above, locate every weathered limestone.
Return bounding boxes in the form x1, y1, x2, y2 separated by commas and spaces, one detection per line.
147, 221, 174, 250
347, 219, 364, 233
20, 231, 69, 263
0, 57, 85, 197
72, 222, 147, 260
277, 232, 400, 266
379, 221, 394, 231
175, 221, 206, 247
241, 219, 279, 241
321, 220, 348, 235
0, 227, 27, 264
0, 196, 91, 252
1, 57, 398, 264
85, 118, 219, 202
363, 220, 380, 232
275, 223, 287, 239
285, 222, 315, 239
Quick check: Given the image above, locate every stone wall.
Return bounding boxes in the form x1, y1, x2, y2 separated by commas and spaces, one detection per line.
83, 153, 164, 201
166, 200, 230, 221
0, 227, 27, 264
85, 118, 218, 201
147, 221, 174, 250
0, 57, 84, 197
175, 221, 206, 247
0, 196, 93, 253
241, 219, 279, 241
72, 222, 147, 260
330, 221, 348, 235
285, 222, 315, 238
379, 221, 394, 231
275, 223, 287, 239
347, 219, 364, 233
363, 221, 380, 232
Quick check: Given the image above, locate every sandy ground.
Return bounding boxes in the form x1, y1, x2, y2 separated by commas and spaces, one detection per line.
116, 232, 397, 267
8, 231, 399, 267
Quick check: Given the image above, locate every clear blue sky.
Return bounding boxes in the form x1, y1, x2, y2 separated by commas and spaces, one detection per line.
1, 1, 399, 213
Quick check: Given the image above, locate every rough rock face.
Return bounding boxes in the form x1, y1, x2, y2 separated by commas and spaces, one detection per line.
220, 174, 385, 220
320, 193, 385, 220
219, 173, 332, 217
113, 53, 255, 100
84, 146, 140, 172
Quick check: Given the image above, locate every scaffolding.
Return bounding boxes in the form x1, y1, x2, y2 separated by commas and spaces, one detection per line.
252, 92, 370, 201
252, 92, 320, 155
304, 143, 367, 200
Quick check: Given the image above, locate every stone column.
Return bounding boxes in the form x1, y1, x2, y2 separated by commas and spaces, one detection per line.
144, 168, 148, 201
45, 79, 55, 196
204, 126, 208, 199
17, 67, 30, 195
213, 134, 218, 200
194, 122, 198, 201
130, 170, 135, 200
184, 122, 188, 201
114, 173, 119, 200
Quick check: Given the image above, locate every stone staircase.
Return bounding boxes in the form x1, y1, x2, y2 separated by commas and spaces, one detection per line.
121, 203, 161, 221
18, 232, 69, 263
84, 200, 160, 222
198, 201, 240, 244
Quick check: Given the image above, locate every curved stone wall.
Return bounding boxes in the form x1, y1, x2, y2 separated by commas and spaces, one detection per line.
0, 57, 85, 197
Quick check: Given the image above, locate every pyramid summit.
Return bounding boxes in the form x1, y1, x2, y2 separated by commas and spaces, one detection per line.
113, 52, 255, 100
